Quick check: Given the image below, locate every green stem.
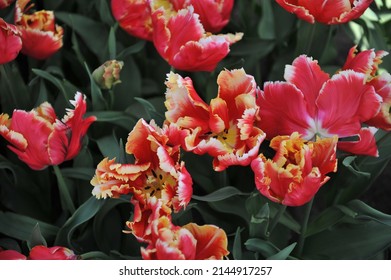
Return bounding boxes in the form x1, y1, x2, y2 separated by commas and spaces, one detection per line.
268, 205, 287, 236
296, 198, 314, 258
53, 165, 76, 214
306, 23, 317, 54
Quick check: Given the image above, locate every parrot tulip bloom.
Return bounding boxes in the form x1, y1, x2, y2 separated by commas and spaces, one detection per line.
165, 69, 266, 171
125, 119, 193, 212
275, 0, 374, 24
15, 0, 64, 59
342, 46, 391, 131
151, 5, 242, 72
0, 18, 22, 65
257, 55, 381, 156
0, 92, 96, 170
111, 0, 154, 41
29, 245, 78, 260
251, 132, 338, 207
91, 119, 192, 211
141, 215, 229, 260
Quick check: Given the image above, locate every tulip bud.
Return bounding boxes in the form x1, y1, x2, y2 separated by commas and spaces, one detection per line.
92, 60, 124, 90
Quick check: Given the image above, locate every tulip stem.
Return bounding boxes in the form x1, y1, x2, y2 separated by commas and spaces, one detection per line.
306, 23, 317, 54
296, 198, 314, 258
53, 165, 76, 214
268, 205, 287, 236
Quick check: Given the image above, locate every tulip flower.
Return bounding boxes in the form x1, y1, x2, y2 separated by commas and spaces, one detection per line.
342, 46, 391, 131
275, 0, 374, 24
92, 60, 124, 90
141, 215, 229, 260
151, 5, 242, 72
91, 119, 193, 212
0, 0, 14, 9
0, 92, 96, 170
257, 55, 381, 156
14, 0, 63, 59
111, 0, 153, 41
164, 69, 266, 171
0, 247, 26, 260
29, 245, 78, 260
0, 18, 22, 65
251, 132, 338, 207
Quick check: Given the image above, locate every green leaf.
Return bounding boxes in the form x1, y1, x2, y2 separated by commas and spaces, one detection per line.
56, 12, 109, 60
96, 133, 121, 159
93, 198, 132, 254
117, 41, 146, 60
192, 186, 246, 202
249, 203, 269, 239
245, 238, 279, 257
55, 197, 105, 249
258, 0, 275, 40
31, 69, 73, 102
61, 168, 95, 181
27, 224, 47, 250
303, 200, 391, 259
134, 97, 165, 125
0, 212, 59, 243
232, 227, 243, 260
267, 242, 297, 260
87, 111, 136, 130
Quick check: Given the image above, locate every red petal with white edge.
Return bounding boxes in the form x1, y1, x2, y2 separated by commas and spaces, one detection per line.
336, 0, 374, 24
342, 46, 376, 75
214, 132, 265, 171
366, 73, 391, 130
184, 223, 229, 260
258, 81, 312, 139
174, 163, 193, 210
152, 6, 204, 60
7, 110, 58, 170
164, 72, 210, 131
64, 92, 96, 161
275, 0, 315, 23
296, 0, 351, 24
316, 70, 381, 137
337, 127, 379, 157
284, 55, 329, 117
170, 34, 237, 72
19, 27, 63, 60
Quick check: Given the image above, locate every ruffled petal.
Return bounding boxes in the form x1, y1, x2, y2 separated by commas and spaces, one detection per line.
316, 70, 381, 137
164, 72, 210, 132
284, 55, 329, 117
183, 223, 229, 260
258, 81, 312, 139
337, 127, 379, 157
365, 73, 391, 130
